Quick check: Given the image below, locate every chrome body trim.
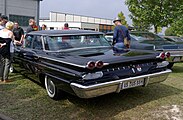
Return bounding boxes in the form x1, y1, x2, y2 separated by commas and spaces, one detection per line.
36, 56, 110, 69
70, 69, 172, 98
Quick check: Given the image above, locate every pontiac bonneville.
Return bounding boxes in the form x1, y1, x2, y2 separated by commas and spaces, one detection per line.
13, 30, 171, 99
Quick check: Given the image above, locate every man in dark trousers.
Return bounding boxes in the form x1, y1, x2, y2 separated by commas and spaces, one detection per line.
113, 17, 131, 50
13, 21, 24, 46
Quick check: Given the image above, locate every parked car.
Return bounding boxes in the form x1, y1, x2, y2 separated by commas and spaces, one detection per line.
105, 31, 113, 44
163, 36, 183, 43
13, 30, 171, 100
105, 31, 183, 68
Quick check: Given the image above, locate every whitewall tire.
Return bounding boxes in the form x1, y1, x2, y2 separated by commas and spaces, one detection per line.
9, 64, 14, 73
45, 75, 59, 99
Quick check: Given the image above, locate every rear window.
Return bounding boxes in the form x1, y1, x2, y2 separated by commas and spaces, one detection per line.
130, 32, 164, 41
44, 35, 110, 51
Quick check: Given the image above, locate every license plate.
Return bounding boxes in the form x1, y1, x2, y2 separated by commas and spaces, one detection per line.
173, 57, 181, 62
122, 79, 144, 89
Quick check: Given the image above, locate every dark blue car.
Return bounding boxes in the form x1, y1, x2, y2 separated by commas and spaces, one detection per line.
13, 30, 171, 100
106, 31, 183, 68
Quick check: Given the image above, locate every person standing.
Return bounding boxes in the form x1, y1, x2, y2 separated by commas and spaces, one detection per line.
41, 24, 47, 30
0, 15, 8, 30
0, 21, 3, 30
13, 21, 24, 46
112, 17, 131, 50
63, 23, 69, 30
0, 15, 14, 74
26, 19, 38, 33
0, 21, 14, 83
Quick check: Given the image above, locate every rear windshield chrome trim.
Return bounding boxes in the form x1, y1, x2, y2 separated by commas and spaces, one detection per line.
39, 56, 109, 68
43, 46, 111, 53
39, 56, 86, 68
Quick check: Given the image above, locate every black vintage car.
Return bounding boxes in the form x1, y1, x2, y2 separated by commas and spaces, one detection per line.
105, 31, 183, 68
13, 30, 171, 99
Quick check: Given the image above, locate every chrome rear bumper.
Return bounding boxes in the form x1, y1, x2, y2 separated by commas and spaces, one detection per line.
70, 69, 172, 98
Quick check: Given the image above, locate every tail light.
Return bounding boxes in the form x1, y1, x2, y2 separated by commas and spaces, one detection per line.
165, 52, 170, 58
95, 61, 104, 68
159, 52, 166, 59
86, 61, 95, 70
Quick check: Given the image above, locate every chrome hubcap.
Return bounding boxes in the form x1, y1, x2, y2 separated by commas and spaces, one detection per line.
45, 76, 56, 98
47, 78, 55, 95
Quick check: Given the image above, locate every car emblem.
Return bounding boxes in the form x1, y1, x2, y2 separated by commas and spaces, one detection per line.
136, 65, 142, 72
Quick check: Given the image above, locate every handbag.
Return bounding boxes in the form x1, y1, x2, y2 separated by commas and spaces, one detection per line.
124, 37, 129, 46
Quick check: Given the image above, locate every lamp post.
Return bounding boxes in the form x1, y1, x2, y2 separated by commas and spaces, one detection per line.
36, 0, 43, 28
4, 0, 7, 15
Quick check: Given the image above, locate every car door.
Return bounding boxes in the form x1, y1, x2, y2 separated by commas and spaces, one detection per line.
14, 34, 34, 72
14, 35, 43, 76
27, 35, 43, 75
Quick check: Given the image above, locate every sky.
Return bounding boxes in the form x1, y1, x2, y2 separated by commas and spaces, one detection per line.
40, 0, 132, 25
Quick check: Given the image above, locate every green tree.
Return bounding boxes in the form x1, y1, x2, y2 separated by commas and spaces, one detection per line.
157, 27, 162, 34
169, 5, 183, 36
132, 19, 151, 31
165, 27, 176, 36
171, 20, 183, 36
118, 11, 128, 27
125, 0, 183, 33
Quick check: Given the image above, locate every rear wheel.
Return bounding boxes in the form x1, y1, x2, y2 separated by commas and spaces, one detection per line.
45, 75, 60, 100
167, 63, 174, 69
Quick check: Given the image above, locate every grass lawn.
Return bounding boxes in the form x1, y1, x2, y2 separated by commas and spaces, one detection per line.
0, 63, 183, 120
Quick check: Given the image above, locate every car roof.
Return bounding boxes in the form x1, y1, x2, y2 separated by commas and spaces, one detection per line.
130, 31, 152, 34
27, 30, 104, 36
106, 31, 152, 35
164, 36, 179, 38
105, 31, 113, 35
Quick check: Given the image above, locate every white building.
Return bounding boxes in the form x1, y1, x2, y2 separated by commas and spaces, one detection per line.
0, 0, 42, 28
40, 12, 114, 33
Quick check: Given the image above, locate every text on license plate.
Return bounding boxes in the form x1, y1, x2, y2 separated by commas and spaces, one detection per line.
122, 79, 144, 89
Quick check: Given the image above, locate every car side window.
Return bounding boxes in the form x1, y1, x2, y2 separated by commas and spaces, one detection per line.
24, 35, 34, 48
32, 36, 43, 50
43, 36, 49, 50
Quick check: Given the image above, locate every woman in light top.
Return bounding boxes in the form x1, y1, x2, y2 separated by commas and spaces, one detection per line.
0, 21, 14, 83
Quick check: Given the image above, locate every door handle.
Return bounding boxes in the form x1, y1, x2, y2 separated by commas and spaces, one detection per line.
33, 55, 39, 60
